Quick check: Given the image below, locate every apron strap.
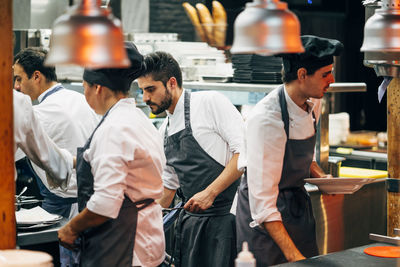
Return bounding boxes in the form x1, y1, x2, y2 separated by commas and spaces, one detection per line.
279, 86, 318, 137
278, 86, 290, 138
39, 84, 64, 103
183, 90, 192, 133
164, 90, 192, 142
83, 104, 114, 148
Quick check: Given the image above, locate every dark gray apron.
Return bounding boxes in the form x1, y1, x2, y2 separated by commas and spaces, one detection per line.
236, 86, 319, 266
165, 91, 238, 267
76, 106, 153, 267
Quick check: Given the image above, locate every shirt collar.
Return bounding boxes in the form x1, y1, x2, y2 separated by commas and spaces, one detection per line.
283, 85, 315, 116
166, 89, 185, 118
37, 83, 62, 103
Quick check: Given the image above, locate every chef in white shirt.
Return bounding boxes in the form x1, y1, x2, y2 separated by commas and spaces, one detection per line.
13, 47, 99, 221
13, 47, 100, 267
58, 43, 166, 267
235, 35, 343, 266
13, 89, 73, 189
137, 51, 244, 267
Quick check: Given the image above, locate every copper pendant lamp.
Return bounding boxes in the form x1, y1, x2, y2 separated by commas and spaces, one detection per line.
231, 0, 304, 55
45, 0, 130, 68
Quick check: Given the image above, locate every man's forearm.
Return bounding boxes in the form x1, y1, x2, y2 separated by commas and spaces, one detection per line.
156, 187, 176, 208
263, 221, 305, 262
69, 208, 110, 234
205, 153, 243, 198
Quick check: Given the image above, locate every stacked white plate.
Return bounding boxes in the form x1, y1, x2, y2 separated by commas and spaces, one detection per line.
16, 206, 62, 230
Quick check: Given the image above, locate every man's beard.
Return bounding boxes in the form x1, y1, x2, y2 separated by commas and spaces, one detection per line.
146, 89, 172, 115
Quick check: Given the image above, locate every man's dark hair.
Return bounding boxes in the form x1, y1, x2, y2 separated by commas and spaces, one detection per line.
281, 65, 320, 84
141, 51, 182, 88
14, 48, 57, 82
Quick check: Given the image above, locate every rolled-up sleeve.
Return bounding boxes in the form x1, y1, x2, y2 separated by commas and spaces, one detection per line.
158, 121, 180, 190
246, 108, 287, 225
162, 165, 180, 190
13, 90, 73, 188
207, 92, 244, 154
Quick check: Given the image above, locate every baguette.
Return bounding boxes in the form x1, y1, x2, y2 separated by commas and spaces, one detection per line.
212, 1, 227, 25
212, 1, 227, 47
182, 2, 207, 42
196, 3, 214, 44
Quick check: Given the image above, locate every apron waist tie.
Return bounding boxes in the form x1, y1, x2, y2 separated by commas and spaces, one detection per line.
185, 202, 232, 217
133, 198, 154, 211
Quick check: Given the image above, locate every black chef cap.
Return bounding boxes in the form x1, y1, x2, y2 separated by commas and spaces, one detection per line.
280, 35, 344, 73
83, 42, 144, 93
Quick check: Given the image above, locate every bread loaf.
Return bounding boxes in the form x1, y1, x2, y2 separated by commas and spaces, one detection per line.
196, 3, 214, 44
212, 1, 227, 47
182, 2, 207, 42
212, 1, 227, 24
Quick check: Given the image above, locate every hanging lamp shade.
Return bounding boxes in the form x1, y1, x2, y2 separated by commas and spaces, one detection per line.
361, 0, 400, 53
45, 0, 130, 68
231, 0, 304, 55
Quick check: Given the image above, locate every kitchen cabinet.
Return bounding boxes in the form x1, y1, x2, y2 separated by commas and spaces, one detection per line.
307, 180, 386, 254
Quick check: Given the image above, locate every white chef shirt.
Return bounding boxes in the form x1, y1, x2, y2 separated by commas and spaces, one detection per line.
25, 84, 99, 198
83, 98, 166, 267
13, 90, 73, 188
237, 85, 321, 226
159, 89, 245, 190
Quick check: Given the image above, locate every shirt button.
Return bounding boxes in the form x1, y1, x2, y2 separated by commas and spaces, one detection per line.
290, 123, 295, 127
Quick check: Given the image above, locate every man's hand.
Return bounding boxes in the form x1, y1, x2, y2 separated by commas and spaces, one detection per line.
183, 153, 243, 213
57, 208, 110, 250
289, 251, 306, 262
58, 223, 79, 250
184, 188, 216, 213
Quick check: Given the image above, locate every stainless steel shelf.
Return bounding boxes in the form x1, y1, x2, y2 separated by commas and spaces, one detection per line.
183, 81, 367, 93
183, 82, 277, 93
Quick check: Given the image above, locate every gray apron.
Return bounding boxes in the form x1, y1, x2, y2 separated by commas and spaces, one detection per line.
76, 107, 153, 267
165, 91, 238, 267
236, 86, 319, 266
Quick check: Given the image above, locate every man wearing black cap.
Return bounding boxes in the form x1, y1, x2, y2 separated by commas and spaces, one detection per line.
235, 35, 344, 266
58, 43, 166, 267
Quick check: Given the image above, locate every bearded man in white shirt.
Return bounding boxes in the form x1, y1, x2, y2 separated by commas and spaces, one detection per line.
138, 51, 245, 267
235, 35, 344, 266
13, 47, 99, 267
